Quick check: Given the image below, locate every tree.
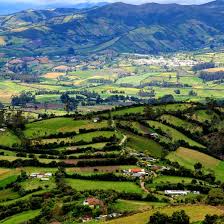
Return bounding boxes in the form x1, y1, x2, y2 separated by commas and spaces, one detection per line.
194, 162, 202, 171
148, 212, 169, 224
171, 210, 190, 224
203, 214, 218, 224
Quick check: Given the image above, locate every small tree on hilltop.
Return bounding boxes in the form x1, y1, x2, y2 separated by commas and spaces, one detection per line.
171, 210, 190, 224
148, 211, 169, 224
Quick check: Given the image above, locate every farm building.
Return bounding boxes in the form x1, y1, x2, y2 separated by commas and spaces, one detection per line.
29, 172, 52, 179
164, 190, 200, 196
83, 197, 104, 209
128, 168, 145, 173
53, 65, 72, 72
165, 190, 190, 196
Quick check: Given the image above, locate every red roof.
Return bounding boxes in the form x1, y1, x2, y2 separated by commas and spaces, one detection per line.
130, 168, 143, 173
86, 197, 103, 206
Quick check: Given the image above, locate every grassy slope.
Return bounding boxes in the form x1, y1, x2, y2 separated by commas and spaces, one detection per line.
167, 147, 224, 181
147, 120, 205, 148
0, 130, 21, 147
126, 133, 163, 158
37, 130, 117, 145
24, 118, 108, 138
112, 200, 167, 213
103, 205, 224, 224
65, 179, 143, 194
0, 210, 40, 224
159, 114, 203, 135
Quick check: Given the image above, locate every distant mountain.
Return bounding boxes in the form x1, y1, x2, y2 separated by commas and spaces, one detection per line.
1, 0, 224, 56
0, 2, 108, 15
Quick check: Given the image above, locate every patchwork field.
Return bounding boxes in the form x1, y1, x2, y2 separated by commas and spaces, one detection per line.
167, 147, 224, 181
103, 205, 224, 224
65, 179, 143, 194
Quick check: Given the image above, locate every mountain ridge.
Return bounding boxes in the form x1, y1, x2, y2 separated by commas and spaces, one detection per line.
1, 0, 224, 56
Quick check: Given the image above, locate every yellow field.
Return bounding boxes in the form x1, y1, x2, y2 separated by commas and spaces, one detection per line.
204, 67, 224, 72
43, 72, 65, 79
104, 205, 224, 224
0, 36, 6, 46
174, 147, 220, 168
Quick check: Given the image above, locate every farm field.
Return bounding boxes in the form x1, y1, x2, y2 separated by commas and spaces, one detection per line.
0, 210, 40, 224
0, 101, 223, 223
24, 118, 108, 138
147, 120, 205, 148
126, 132, 164, 158
103, 205, 224, 224
65, 178, 143, 194
167, 147, 224, 181
158, 114, 203, 135
112, 200, 167, 213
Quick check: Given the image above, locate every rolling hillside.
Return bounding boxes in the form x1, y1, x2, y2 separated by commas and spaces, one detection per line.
1, 0, 224, 56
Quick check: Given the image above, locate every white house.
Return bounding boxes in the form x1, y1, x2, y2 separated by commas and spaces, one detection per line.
165, 190, 190, 196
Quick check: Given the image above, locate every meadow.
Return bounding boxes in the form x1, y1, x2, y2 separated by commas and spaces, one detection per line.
103, 205, 224, 224
147, 120, 205, 148
65, 178, 143, 194
24, 118, 108, 139
167, 147, 224, 181
0, 210, 40, 224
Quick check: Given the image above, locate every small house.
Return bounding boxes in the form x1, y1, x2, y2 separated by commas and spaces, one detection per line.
83, 197, 104, 209
164, 190, 190, 196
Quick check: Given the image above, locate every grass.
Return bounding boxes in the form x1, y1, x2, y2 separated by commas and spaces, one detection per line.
166, 147, 224, 181
0, 210, 40, 224
152, 176, 193, 185
190, 110, 219, 124
104, 205, 224, 224
37, 130, 116, 145
126, 132, 164, 158
24, 118, 108, 138
147, 120, 205, 148
0, 175, 18, 188
0, 189, 19, 201
112, 200, 167, 213
110, 106, 145, 116
159, 114, 203, 135
65, 178, 143, 194
0, 130, 21, 147
20, 178, 56, 191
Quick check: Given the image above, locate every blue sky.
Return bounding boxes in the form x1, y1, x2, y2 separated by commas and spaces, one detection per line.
0, 0, 213, 5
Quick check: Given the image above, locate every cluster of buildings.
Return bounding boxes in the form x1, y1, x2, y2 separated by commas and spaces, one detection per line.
82, 197, 121, 222
29, 172, 52, 181
123, 168, 148, 178
164, 190, 200, 196
129, 55, 199, 67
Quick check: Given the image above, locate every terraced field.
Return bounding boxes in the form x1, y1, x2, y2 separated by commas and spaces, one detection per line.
66, 178, 143, 194
147, 120, 205, 148
167, 147, 224, 181
24, 118, 109, 138
104, 205, 224, 224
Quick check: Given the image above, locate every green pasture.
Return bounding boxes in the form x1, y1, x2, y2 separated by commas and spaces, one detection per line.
0, 130, 21, 147
190, 110, 220, 124
36, 130, 117, 145
20, 178, 56, 191
24, 118, 108, 138
158, 114, 203, 135
166, 147, 224, 181
147, 120, 205, 148
66, 178, 143, 194
113, 200, 167, 213
0, 210, 40, 224
126, 132, 163, 158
